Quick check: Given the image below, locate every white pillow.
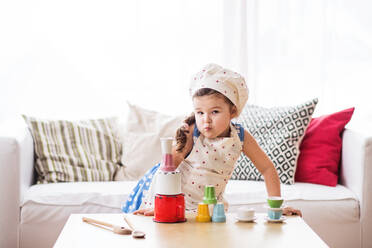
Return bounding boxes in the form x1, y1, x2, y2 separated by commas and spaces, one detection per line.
115, 103, 185, 181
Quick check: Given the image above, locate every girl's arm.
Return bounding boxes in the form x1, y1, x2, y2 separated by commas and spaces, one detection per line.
172, 123, 195, 168
242, 130, 281, 197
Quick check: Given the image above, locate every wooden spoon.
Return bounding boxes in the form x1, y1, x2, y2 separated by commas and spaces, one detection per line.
123, 216, 146, 239
82, 217, 132, 235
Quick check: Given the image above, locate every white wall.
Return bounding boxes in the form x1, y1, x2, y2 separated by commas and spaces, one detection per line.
1, 0, 372, 123
0, 0, 223, 121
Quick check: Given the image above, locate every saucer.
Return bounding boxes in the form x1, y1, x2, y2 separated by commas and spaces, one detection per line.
265, 216, 286, 223
235, 216, 257, 222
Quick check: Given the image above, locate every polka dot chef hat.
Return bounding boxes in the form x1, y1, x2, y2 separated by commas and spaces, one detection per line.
189, 63, 249, 116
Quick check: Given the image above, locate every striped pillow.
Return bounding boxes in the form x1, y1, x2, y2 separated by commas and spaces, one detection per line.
23, 116, 122, 184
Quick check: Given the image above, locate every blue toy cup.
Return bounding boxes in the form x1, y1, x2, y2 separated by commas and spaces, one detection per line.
212, 202, 226, 223
267, 208, 283, 220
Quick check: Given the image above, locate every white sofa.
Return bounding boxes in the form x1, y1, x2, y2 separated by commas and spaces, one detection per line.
0, 118, 371, 248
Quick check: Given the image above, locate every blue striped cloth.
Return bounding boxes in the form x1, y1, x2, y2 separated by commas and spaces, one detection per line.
121, 163, 160, 213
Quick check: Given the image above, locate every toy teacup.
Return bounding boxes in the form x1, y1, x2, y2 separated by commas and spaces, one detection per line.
267, 207, 283, 220
267, 196, 284, 208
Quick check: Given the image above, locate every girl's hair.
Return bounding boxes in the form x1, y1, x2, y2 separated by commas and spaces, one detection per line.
175, 88, 235, 152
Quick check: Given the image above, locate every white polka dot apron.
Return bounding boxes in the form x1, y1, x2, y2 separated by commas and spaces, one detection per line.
179, 123, 243, 210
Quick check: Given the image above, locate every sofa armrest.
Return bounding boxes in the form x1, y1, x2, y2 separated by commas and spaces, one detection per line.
0, 118, 34, 248
340, 125, 372, 248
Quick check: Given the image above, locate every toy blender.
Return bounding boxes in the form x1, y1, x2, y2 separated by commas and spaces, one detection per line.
153, 137, 186, 223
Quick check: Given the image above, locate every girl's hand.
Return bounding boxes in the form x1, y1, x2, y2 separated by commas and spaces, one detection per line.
133, 208, 154, 216
180, 123, 194, 156
283, 206, 302, 217
173, 122, 195, 166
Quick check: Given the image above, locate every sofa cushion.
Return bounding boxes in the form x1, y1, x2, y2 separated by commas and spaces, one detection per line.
224, 180, 357, 207
116, 103, 185, 180
22, 116, 122, 183
295, 107, 355, 186
232, 99, 318, 185
21, 181, 137, 209
21, 180, 357, 215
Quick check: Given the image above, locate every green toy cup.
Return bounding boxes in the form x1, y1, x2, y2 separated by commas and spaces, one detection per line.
203, 185, 217, 204
267, 196, 284, 208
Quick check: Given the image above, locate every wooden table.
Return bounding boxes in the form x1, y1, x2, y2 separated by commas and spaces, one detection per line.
54, 213, 328, 248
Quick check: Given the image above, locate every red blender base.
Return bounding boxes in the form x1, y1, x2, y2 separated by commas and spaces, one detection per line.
153, 194, 187, 223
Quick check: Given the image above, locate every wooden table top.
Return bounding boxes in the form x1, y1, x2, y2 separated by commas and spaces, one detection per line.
54, 213, 328, 248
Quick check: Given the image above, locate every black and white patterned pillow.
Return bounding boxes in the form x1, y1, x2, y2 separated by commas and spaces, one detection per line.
231, 98, 318, 185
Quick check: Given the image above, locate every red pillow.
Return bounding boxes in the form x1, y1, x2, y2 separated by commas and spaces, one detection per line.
295, 107, 355, 186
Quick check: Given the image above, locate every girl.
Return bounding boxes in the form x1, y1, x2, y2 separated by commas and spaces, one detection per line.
123, 63, 301, 216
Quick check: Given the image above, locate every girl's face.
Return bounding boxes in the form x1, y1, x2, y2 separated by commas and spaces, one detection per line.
193, 94, 237, 139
